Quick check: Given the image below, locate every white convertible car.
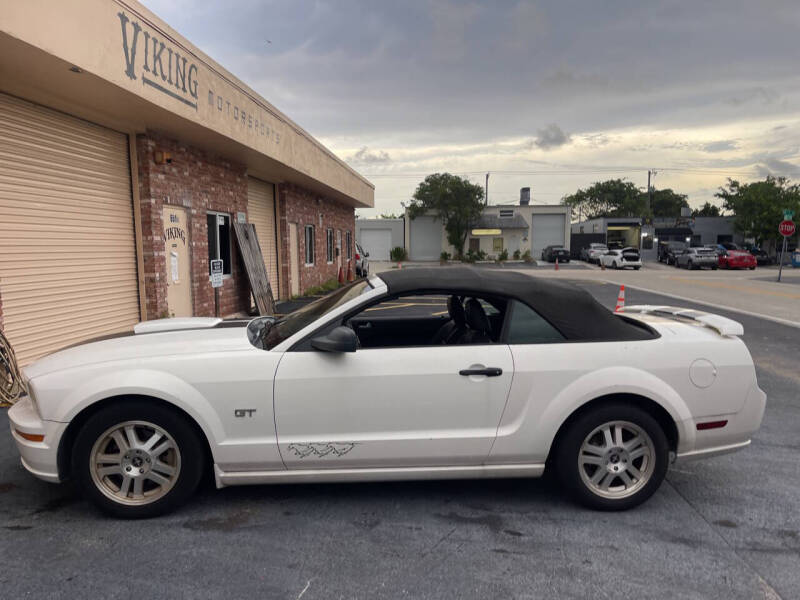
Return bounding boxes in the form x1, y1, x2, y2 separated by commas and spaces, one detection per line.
4, 268, 765, 518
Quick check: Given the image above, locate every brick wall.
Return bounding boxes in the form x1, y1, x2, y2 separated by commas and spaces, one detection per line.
136, 130, 251, 318
278, 183, 356, 297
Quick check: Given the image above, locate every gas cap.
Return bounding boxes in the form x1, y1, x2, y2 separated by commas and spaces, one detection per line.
690, 359, 717, 388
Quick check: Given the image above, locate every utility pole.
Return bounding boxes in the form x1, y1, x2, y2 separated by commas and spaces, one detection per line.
485, 172, 490, 206
647, 169, 657, 213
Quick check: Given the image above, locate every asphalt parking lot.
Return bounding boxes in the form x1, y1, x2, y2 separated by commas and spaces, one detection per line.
1, 282, 798, 599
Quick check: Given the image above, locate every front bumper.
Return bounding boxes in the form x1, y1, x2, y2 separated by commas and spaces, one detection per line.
7, 395, 66, 483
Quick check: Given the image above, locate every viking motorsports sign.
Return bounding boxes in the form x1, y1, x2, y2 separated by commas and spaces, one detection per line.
118, 12, 200, 109
117, 11, 280, 146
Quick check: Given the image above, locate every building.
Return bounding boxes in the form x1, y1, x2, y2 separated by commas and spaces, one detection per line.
571, 214, 745, 261
355, 218, 405, 261
0, 0, 373, 364
403, 190, 570, 261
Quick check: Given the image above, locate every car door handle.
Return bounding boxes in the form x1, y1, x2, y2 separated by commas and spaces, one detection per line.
459, 367, 503, 377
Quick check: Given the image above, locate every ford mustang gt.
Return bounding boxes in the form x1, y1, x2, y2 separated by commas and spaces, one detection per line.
5, 268, 765, 518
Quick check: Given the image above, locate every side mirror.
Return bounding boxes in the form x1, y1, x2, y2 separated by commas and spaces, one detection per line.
365, 252, 370, 257
311, 326, 357, 353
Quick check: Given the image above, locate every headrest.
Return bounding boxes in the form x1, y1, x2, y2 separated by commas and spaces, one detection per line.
447, 295, 466, 325
464, 298, 490, 332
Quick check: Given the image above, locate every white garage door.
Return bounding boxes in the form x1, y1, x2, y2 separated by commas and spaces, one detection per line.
360, 229, 392, 261
247, 177, 279, 296
0, 93, 140, 365
409, 216, 442, 261
531, 214, 566, 259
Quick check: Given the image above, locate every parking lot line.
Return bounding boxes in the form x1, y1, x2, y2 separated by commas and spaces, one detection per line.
666, 276, 800, 300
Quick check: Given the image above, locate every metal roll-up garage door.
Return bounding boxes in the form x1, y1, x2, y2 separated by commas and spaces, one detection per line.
360, 228, 392, 261
409, 215, 442, 261
246, 177, 279, 296
0, 93, 140, 365
531, 213, 566, 259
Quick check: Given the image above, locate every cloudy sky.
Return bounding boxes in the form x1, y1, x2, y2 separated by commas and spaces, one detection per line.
143, 0, 800, 216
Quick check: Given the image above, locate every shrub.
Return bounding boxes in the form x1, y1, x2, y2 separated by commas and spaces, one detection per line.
498, 249, 509, 262
513, 249, 521, 260
522, 249, 533, 263
390, 246, 408, 261
440, 251, 451, 263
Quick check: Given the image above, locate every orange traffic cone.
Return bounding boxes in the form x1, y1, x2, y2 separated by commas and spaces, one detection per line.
555, 257, 559, 271
346, 261, 354, 282
337, 265, 344, 284
614, 285, 626, 312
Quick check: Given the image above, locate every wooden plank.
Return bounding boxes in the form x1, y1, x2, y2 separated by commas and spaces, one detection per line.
233, 222, 276, 315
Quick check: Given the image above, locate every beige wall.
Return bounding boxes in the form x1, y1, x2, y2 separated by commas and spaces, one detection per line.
0, 0, 373, 208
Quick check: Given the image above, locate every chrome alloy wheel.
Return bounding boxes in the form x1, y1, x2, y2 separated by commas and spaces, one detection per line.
89, 420, 181, 506
578, 420, 654, 499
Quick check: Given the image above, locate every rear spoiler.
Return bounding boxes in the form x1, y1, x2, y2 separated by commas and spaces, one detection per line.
618, 305, 744, 337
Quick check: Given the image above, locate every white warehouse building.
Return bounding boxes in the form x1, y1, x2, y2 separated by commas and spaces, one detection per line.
402, 190, 570, 261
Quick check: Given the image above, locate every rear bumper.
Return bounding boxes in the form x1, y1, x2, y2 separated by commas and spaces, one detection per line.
675, 383, 766, 464
7, 396, 65, 483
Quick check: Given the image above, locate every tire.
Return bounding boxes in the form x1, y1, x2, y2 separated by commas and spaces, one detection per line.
749, 266, 756, 270
71, 400, 205, 518
613, 261, 619, 269
688, 261, 695, 270
554, 403, 669, 511
711, 265, 717, 270
633, 266, 640, 270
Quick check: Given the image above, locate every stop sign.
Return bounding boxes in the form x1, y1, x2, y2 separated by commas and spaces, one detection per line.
779, 220, 796, 237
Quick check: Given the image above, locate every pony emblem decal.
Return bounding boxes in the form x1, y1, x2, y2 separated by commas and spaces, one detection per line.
286, 443, 358, 458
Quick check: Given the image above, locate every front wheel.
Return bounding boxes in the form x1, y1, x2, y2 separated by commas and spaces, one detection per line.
554, 403, 669, 510
71, 400, 205, 518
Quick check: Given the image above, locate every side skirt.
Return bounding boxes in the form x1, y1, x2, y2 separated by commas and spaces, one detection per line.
214, 463, 546, 489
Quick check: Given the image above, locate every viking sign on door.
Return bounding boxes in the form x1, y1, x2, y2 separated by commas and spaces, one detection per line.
163, 206, 192, 317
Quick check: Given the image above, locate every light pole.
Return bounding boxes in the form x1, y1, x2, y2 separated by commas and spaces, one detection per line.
485, 172, 490, 206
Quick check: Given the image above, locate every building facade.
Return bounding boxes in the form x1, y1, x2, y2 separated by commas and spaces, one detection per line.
403, 197, 570, 261
355, 218, 405, 261
0, 0, 373, 364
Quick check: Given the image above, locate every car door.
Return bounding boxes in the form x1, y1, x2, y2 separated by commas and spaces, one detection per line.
272, 294, 514, 469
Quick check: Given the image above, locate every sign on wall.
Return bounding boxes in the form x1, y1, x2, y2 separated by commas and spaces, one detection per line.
210, 259, 224, 288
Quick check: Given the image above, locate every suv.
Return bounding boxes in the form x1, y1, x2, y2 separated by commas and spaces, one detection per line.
355, 243, 369, 277
658, 241, 687, 265
541, 245, 570, 263
675, 247, 718, 270
580, 243, 608, 264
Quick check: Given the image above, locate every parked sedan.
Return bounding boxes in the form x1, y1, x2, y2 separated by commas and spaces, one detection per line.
355, 242, 369, 277
600, 247, 642, 270
716, 243, 757, 270
675, 247, 719, 270
580, 243, 608, 264
747, 247, 772, 266
6, 268, 765, 517
541, 245, 570, 263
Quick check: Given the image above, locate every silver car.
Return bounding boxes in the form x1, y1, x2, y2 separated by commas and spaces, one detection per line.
675, 247, 718, 270
355, 242, 369, 277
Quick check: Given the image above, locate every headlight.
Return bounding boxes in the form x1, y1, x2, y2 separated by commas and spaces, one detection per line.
1, 330, 26, 406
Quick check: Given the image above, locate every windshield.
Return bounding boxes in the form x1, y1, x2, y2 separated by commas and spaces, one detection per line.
248, 279, 372, 350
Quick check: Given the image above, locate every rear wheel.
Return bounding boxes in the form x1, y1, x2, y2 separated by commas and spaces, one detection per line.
71, 400, 204, 518
554, 403, 669, 510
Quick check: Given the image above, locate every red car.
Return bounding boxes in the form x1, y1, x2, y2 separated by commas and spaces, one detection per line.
716, 243, 757, 270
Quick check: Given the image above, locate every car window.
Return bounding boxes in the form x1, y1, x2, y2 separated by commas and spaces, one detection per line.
252, 280, 372, 350
341, 292, 507, 348
506, 300, 564, 344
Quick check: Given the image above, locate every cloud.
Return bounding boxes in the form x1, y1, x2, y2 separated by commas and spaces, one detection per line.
755, 158, 800, 178
702, 140, 738, 153
533, 124, 572, 150
347, 146, 392, 165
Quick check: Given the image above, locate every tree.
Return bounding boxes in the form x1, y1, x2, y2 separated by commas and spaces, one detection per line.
650, 189, 689, 217
407, 173, 484, 258
715, 176, 800, 246
692, 202, 721, 217
561, 179, 649, 220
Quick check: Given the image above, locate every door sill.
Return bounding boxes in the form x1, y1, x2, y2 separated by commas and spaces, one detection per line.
214, 462, 546, 488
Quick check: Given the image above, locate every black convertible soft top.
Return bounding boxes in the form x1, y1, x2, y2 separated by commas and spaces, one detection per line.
378, 266, 655, 341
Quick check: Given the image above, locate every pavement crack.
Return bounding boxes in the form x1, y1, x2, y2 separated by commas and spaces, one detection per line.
665, 478, 785, 599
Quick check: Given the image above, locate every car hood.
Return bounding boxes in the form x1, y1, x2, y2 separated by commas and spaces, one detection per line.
23, 318, 253, 380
